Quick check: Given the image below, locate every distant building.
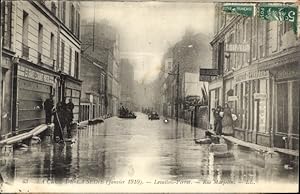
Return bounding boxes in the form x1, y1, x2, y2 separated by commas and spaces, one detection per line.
120, 58, 134, 110
80, 53, 106, 121
157, 31, 212, 120
81, 20, 120, 117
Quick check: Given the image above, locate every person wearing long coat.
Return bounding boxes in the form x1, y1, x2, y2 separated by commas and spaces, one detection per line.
222, 103, 234, 135
213, 106, 223, 135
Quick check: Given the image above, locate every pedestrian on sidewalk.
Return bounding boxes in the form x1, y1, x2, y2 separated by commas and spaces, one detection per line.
213, 105, 223, 135
44, 94, 54, 124
222, 103, 234, 136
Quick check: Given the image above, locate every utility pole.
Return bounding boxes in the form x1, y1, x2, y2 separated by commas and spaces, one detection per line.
176, 62, 179, 123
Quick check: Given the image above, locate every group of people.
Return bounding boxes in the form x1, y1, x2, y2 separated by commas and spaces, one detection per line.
119, 105, 134, 116
44, 95, 75, 142
212, 103, 235, 136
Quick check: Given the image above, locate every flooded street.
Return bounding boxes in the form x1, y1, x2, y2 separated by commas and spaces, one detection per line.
1, 113, 298, 186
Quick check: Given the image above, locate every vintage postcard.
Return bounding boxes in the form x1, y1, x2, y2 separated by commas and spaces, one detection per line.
0, 0, 299, 193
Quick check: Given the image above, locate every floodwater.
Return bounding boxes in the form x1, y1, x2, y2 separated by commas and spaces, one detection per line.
0, 113, 298, 186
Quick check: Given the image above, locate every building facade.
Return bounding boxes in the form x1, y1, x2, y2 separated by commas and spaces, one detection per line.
79, 53, 106, 121
209, 3, 299, 150
0, 1, 81, 138
80, 21, 120, 117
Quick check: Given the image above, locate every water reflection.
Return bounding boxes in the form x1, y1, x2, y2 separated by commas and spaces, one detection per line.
0, 113, 298, 185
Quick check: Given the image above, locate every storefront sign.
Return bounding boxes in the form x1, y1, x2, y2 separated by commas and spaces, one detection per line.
254, 93, 267, 99
235, 70, 269, 83
199, 75, 212, 82
228, 96, 238, 101
225, 44, 250, 53
18, 65, 55, 84
199, 68, 219, 81
275, 69, 300, 80
223, 4, 254, 17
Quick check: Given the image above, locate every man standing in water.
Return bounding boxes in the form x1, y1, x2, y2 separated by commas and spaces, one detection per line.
44, 94, 54, 124
66, 98, 74, 138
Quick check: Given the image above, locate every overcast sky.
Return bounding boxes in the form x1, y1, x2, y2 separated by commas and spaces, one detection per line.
81, 1, 215, 83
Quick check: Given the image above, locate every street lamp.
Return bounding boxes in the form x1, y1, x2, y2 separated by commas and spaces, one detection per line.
169, 44, 193, 123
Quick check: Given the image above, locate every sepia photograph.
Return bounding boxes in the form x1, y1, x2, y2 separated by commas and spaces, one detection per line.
0, 0, 299, 193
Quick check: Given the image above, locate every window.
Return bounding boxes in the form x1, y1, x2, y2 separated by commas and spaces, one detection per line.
217, 42, 224, 75
70, 4, 75, 32
61, 41, 65, 71
1, 1, 12, 48
74, 51, 79, 78
38, 23, 43, 58
69, 47, 72, 75
22, 11, 29, 58
77, 12, 80, 38
50, 33, 54, 60
62, 2, 66, 23
277, 82, 288, 133
51, 2, 57, 16
283, 21, 292, 34
252, 17, 257, 60
292, 81, 299, 135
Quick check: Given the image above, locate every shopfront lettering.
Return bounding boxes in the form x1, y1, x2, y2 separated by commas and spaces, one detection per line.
235, 70, 269, 83
18, 65, 55, 84
275, 70, 300, 80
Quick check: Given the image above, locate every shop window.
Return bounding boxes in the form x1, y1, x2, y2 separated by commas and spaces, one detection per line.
292, 81, 299, 135
277, 82, 288, 133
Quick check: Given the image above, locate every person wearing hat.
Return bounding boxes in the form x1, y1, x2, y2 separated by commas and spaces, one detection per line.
212, 105, 223, 135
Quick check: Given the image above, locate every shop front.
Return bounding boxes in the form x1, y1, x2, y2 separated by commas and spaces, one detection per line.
208, 78, 223, 130
232, 69, 271, 147
13, 62, 56, 133
271, 62, 299, 150
62, 75, 82, 123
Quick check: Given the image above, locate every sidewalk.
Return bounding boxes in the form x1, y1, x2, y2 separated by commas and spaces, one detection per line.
205, 129, 299, 157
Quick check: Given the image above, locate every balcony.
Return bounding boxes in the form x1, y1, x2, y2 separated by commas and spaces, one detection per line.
22, 43, 29, 59
37, 52, 56, 69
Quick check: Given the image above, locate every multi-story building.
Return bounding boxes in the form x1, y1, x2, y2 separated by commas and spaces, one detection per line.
0, 1, 81, 137
79, 53, 106, 121
209, 3, 299, 151
120, 58, 134, 110
80, 21, 120, 117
